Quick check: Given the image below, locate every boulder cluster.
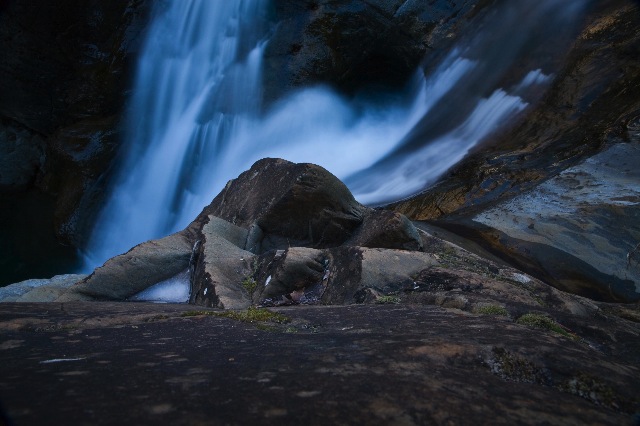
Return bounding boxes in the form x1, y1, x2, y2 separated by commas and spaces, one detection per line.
19, 158, 612, 325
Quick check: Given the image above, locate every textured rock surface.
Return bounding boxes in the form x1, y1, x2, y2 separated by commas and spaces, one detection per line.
392, 0, 640, 303
0, 119, 45, 192
189, 217, 255, 309
0, 302, 638, 425
263, 0, 494, 101
470, 143, 640, 302
0, 0, 152, 284
47, 159, 424, 306
58, 232, 192, 302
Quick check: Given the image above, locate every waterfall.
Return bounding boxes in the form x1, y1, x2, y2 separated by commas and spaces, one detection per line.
84, 0, 269, 267
84, 0, 587, 269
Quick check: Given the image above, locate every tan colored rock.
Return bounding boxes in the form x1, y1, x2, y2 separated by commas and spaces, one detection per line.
189, 216, 255, 309
57, 232, 192, 301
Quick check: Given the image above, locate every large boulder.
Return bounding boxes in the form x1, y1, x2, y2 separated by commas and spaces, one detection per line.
195, 158, 365, 249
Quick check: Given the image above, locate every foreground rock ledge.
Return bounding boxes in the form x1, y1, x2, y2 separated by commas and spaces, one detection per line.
0, 302, 638, 425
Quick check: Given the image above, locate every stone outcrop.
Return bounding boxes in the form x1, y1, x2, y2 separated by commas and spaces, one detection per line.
48, 158, 638, 317
193, 158, 367, 251
391, 0, 640, 303
58, 158, 429, 308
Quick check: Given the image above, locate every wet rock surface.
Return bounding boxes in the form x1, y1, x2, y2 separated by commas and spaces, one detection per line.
263, 0, 494, 101
392, 0, 640, 302
0, 302, 638, 425
0, 0, 152, 284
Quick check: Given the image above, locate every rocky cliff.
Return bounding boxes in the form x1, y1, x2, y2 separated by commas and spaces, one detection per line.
391, 0, 640, 302
0, 0, 152, 284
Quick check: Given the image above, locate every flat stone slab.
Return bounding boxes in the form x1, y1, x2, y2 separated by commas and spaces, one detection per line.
0, 302, 638, 425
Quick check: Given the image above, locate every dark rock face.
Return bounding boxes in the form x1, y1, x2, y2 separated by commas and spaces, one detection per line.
0, 302, 638, 424
0, 0, 152, 284
196, 158, 366, 250
0, 0, 150, 134
391, 0, 640, 302
263, 0, 494, 101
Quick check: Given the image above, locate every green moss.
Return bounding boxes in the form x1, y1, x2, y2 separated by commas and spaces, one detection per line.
181, 310, 212, 317
376, 295, 400, 304
516, 313, 575, 339
490, 348, 549, 384
182, 307, 291, 329
242, 277, 257, 294
475, 305, 508, 316
217, 307, 290, 324
559, 373, 617, 407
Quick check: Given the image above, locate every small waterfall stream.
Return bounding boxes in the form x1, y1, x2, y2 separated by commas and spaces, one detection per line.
84, 0, 587, 270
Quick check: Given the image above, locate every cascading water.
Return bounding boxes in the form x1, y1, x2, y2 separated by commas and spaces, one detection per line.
85, 0, 588, 270
85, 0, 269, 267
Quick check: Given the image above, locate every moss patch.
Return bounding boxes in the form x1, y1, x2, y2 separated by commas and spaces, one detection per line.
559, 373, 617, 408
376, 295, 401, 304
182, 307, 290, 324
489, 348, 550, 384
516, 313, 576, 339
242, 277, 257, 294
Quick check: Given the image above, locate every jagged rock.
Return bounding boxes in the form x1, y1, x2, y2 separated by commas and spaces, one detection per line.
253, 247, 328, 305
188, 159, 426, 308
58, 232, 192, 301
346, 210, 423, 251
189, 216, 255, 309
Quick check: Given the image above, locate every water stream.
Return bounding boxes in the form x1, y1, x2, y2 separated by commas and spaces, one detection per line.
84, 0, 587, 270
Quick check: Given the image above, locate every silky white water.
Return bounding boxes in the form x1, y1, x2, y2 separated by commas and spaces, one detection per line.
84, 0, 587, 270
